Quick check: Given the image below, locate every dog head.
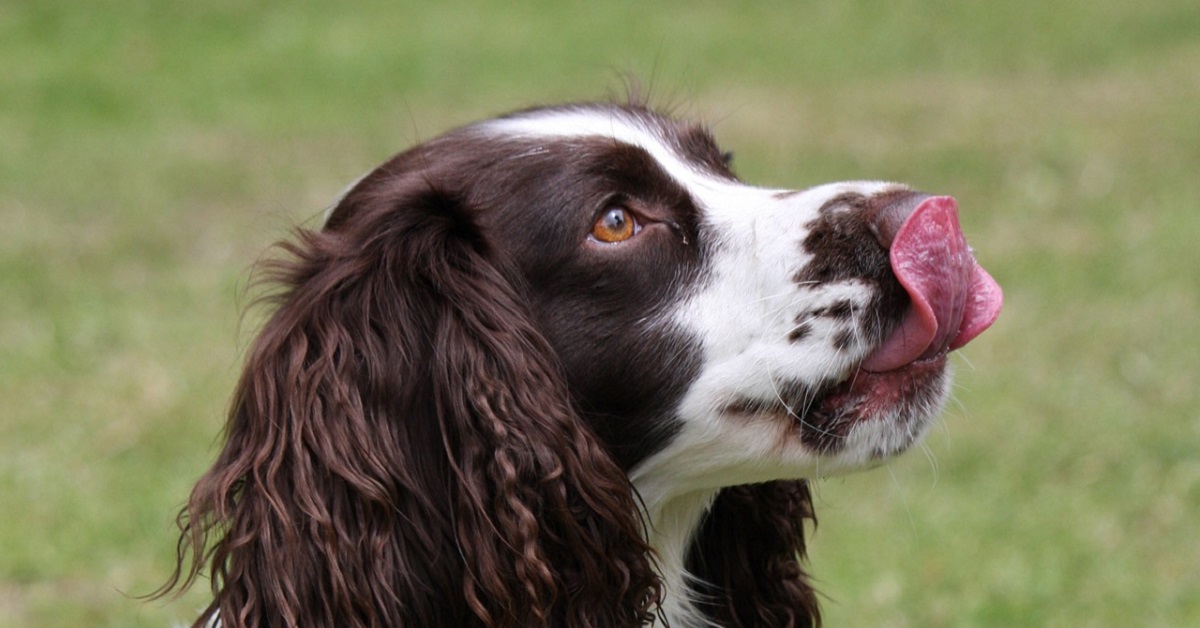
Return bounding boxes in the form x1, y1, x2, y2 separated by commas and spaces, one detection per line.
170, 102, 1001, 627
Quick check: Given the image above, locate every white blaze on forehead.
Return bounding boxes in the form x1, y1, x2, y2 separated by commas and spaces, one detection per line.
481, 108, 740, 197
482, 108, 901, 224
482, 107, 810, 269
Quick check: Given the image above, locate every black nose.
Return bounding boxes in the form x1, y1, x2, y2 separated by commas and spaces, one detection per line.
868, 191, 931, 250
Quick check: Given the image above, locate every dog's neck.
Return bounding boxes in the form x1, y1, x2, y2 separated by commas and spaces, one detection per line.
635, 482, 722, 628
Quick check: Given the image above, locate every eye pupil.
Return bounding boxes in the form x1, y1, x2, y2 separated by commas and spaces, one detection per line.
592, 207, 636, 243
604, 209, 627, 231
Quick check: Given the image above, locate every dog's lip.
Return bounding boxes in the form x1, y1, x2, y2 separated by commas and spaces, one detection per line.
725, 354, 948, 432
814, 354, 948, 417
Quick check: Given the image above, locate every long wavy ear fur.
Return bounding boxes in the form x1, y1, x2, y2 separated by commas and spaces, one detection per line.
159, 175, 662, 626
687, 480, 821, 627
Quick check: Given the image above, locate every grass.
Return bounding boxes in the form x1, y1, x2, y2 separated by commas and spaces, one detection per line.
2, 0, 1197, 625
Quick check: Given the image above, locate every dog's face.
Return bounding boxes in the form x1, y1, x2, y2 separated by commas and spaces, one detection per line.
329, 102, 1001, 500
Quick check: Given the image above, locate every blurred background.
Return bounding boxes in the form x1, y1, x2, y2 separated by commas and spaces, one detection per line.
2, 0, 1197, 625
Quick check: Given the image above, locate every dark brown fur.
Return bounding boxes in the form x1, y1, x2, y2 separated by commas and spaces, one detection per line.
689, 482, 820, 627
158, 103, 823, 627
161, 184, 662, 627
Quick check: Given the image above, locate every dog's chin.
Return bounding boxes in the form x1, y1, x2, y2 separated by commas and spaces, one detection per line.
729, 355, 950, 467
806, 355, 949, 460
813, 355, 949, 429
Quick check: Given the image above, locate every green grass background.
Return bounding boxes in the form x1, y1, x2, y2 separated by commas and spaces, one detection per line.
3, 0, 1197, 625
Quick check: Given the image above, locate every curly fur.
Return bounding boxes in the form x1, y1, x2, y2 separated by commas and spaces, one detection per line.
688, 482, 820, 627
162, 185, 663, 627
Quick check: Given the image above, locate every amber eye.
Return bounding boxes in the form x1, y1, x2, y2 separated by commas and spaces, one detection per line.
590, 207, 638, 243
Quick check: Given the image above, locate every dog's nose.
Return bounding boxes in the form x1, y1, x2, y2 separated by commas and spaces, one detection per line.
868, 191, 929, 250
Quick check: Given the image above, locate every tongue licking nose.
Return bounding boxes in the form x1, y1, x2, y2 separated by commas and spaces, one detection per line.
861, 194, 1003, 373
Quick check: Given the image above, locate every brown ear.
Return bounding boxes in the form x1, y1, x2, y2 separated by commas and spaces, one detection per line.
686, 480, 821, 627
160, 181, 662, 627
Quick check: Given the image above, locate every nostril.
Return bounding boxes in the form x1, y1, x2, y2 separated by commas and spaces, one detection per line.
868, 191, 930, 250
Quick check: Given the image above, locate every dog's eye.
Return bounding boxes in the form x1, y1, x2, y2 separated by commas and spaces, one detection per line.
591, 207, 639, 243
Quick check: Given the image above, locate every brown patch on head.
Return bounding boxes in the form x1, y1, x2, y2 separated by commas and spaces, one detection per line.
792, 193, 891, 285
833, 329, 855, 352
788, 322, 814, 343
819, 300, 856, 320
793, 192, 912, 347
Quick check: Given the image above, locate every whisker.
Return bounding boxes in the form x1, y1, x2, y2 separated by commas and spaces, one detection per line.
884, 464, 921, 541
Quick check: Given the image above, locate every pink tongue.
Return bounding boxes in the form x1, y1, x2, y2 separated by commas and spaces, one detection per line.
861, 196, 1003, 373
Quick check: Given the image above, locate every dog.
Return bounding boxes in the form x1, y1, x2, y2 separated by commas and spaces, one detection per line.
163, 101, 1002, 627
